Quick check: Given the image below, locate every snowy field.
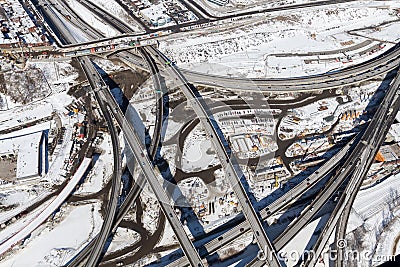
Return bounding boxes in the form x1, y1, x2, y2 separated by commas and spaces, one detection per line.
353, 20, 400, 43
106, 227, 141, 254
182, 128, 218, 172
160, 1, 400, 78
0, 202, 102, 267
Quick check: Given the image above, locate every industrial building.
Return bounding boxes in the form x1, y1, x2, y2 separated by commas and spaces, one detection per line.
0, 130, 48, 180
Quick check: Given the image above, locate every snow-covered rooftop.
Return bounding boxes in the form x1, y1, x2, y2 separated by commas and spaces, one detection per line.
140, 3, 170, 26
0, 129, 48, 179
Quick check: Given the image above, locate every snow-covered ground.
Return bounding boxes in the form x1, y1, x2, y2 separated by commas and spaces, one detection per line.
106, 227, 141, 254
27, 61, 78, 90
0, 60, 76, 130
0, 197, 54, 244
181, 125, 218, 172
74, 134, 113, 195
0, 0, 399, 265
0, 158, 92, 256
157, 220, 178, 247
141, 194, 160, 235
0, 202, 102, 266
0, 188, 53, 223
279, 81, 381, 141
354, 20, 400, 43
280, 215, 328, 267
160, 1, 400, 78
164, 119, 184, 141
373, 213, 400, 265
346, 173, 400, 261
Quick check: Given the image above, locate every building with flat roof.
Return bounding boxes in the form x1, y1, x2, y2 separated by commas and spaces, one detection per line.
0, 130, 48, 180
140, 3, 172, 27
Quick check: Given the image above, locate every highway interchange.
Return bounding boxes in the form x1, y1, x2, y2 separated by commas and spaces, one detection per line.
37, 1, 207, 266
1, 0, 400, 267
